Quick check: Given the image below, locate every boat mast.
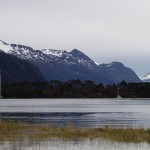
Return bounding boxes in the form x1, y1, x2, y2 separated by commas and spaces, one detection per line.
117, 84, 122, 99
117, 86, 119, 97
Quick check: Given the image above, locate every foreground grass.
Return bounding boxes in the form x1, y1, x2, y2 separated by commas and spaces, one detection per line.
0, 120, 150, 143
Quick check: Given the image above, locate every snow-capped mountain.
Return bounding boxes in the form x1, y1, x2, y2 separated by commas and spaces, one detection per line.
0, 40, 55, 63
141, 73, 150, 82
0, 40, 96, 69
0, 40, 141, 84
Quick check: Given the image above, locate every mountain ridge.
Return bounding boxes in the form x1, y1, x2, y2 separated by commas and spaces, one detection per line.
0, 40, 141, 84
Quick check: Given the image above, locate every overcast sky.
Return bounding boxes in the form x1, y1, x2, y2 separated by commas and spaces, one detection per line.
0, 0, 150, 77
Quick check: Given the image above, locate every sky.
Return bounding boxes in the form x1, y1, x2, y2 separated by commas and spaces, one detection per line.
0, 0, 150, 77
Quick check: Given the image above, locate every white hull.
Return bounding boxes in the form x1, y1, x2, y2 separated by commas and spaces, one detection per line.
117, 95, 122, 99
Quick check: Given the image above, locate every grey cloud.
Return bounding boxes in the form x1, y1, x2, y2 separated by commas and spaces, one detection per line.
0, 0, 150, 76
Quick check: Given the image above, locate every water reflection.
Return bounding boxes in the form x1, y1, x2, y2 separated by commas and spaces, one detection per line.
0, 138, 150, 150
1, 99, 150, 128
1, 111, 150, 128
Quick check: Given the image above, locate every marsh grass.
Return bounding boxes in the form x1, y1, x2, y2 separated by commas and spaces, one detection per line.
0, 120, 150, 143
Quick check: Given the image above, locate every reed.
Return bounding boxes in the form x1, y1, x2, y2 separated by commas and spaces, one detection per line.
0, 120, 150, 143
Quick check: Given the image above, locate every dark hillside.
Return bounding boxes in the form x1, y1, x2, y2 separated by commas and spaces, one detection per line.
0, 51, 45, 83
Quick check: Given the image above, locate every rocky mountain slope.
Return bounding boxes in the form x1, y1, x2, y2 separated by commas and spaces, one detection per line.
0, 51, 45, 83
0, 40, 141, 84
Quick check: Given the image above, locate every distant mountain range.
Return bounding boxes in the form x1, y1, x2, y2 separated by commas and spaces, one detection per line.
141, 73, 150, 82
0, 40, 141, 84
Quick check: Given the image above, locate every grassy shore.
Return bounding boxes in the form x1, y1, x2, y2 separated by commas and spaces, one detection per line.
0, 120, 150, 143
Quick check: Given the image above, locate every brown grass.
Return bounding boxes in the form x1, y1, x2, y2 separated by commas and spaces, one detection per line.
0, 120, 150, 143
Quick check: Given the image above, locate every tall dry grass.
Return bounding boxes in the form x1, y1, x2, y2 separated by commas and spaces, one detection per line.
0, 120, 150, 143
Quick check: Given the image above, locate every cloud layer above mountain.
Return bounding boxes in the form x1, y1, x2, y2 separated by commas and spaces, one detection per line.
0, 0, 150, 76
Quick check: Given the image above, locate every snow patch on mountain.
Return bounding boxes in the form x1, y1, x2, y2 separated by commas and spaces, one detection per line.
41, 49, 67, 57
0, 40, 13, 53
143, 73, 150, 79
94, 61, 101, 65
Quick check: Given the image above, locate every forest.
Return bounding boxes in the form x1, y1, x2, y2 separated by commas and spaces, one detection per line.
1, 80, 150, 98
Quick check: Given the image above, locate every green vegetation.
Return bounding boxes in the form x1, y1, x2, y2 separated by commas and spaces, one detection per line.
1, 120, 150, 143
2, 80, 150, 98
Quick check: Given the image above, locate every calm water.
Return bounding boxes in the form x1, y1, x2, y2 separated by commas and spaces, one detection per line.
0, 98, 150, 128
1, 98, 150, 150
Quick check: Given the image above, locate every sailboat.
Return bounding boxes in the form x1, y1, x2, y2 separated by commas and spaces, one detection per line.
117, 86, 122, 99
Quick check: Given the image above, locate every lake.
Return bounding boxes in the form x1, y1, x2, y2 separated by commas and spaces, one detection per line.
0, 98, 150, 128
1, 98, 150, 150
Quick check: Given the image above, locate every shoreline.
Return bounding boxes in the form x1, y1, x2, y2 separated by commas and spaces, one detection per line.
1, 98, 150, 100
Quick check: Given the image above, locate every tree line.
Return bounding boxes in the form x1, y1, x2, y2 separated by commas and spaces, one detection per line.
1, 80, 150, 98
